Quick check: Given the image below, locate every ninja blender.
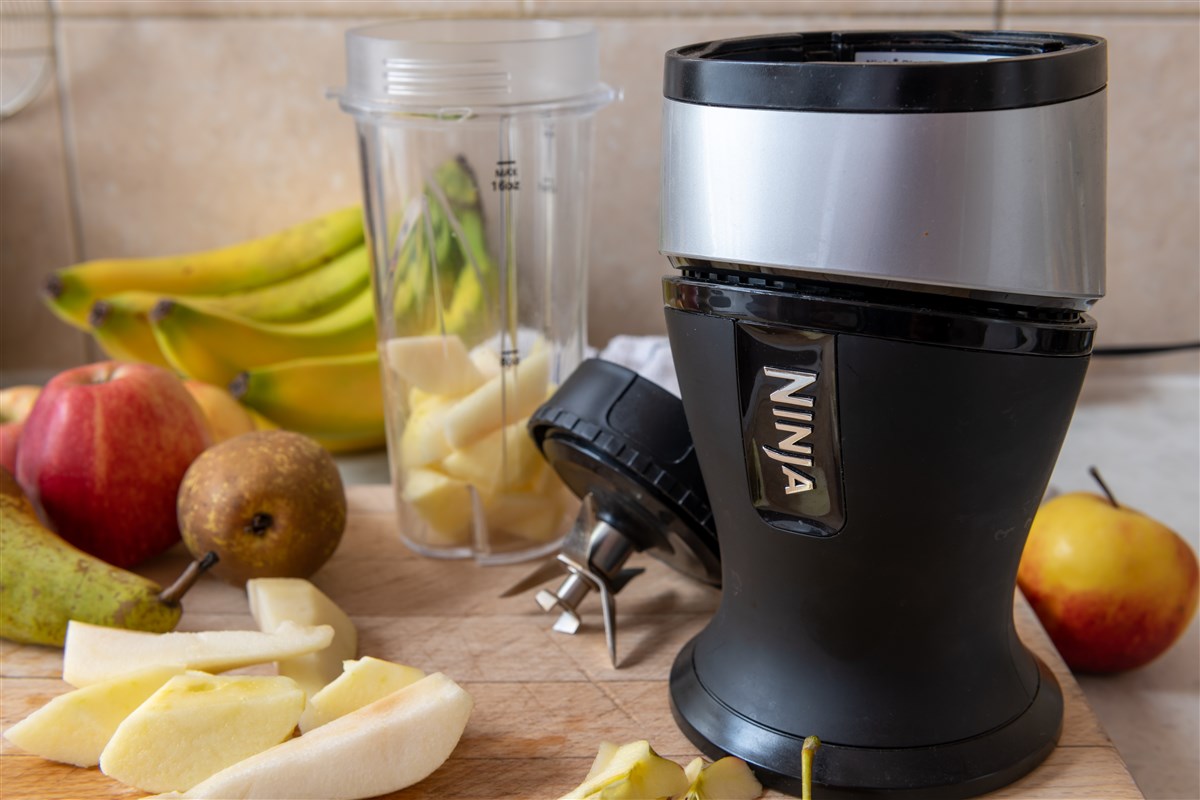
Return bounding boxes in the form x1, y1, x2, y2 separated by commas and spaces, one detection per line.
659, 31, 1107, 798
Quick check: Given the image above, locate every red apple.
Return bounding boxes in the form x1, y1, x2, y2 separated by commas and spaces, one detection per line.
0, 385, 41, 473
15, 362, 212, 567
1018, 475, 1199, 673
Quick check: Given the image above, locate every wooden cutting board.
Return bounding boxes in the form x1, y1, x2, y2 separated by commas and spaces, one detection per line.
0, 485, 1143, 799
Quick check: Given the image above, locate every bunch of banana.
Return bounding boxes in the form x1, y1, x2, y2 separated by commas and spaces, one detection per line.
41, 158, 498, 453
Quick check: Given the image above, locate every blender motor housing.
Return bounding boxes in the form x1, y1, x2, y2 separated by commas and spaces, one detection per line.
661, 31, 1106, 798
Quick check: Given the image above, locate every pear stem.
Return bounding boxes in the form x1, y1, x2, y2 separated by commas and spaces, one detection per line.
801, 735, 821, 800
1088, 466, 1120, 508
158, 551, 219, 606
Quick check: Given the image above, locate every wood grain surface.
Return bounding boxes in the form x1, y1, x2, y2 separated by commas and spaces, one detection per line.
0, 485, 1144, 799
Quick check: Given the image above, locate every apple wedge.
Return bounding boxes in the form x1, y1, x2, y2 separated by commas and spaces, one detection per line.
441, 416, 541, 493
246, 577, 358, 697
682, 756, 763, 800
442, 346, 549, 449
401, 468, 473, 546
154, 672, 473, 799
560, 740, 689, 800
100, 672, 304, 793
63, 619, 333, 687
2, 665, 184, 767
386, 335, 485, 397
298, 656, 425, 733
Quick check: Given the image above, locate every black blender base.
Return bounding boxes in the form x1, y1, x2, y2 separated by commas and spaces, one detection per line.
669, 638, 1063, 799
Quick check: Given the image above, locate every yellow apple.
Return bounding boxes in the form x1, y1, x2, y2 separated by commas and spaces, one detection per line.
181, 379, 256, 444
1018, 490, 1199, 672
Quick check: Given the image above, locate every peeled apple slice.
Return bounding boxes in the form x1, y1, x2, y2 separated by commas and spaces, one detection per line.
443, 346, 550, 449
483, 489, 565, 544
158, 672, 473, 800
298, 656, 425, 733
399, 395, 456, 469
401, 468, 473, 546
62, 619, 334, 687
246, 578, 358, 697
2, 665, 185, 767
440, 416, 540, 492
99, 672, 304, 793
386, 335, 484, 396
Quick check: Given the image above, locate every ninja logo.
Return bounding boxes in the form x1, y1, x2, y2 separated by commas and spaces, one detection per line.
760, 366, 817, 495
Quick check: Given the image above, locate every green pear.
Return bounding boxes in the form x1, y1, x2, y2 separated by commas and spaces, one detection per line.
0, 467, 205, 647
176, 431, 346, 586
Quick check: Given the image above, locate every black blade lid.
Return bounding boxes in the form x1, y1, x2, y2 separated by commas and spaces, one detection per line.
528, 358, 720, 586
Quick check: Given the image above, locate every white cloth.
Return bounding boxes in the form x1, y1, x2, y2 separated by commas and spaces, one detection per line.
598, 335, 679, 397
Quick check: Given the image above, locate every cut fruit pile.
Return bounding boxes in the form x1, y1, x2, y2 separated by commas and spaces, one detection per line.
3, 578, 472, 800
389, 334, 575, 548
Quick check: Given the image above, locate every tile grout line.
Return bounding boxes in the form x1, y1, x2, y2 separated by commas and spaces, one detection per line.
48, 6, 96, 363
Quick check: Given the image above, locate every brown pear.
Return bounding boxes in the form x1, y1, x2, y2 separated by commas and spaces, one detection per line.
177, 431, 346, 585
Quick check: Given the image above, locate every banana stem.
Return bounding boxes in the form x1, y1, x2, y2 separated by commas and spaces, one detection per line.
801, 735, 821, 800
1088, 465, 1119, 508
158, 551, 219, 606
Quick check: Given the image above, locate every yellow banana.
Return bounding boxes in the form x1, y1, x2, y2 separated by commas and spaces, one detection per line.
86, 245, 369, 370
230, 351, 384, 448
149, 286, 376, 386
203, 243, 369, 323
44, 206, 363, 329
87, 297, 173, 369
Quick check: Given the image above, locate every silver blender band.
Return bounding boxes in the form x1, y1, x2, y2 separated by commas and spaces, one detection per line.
661, 91, 1106, 306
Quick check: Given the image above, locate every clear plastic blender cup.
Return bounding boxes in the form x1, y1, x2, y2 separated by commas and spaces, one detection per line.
336, 20, 614, 563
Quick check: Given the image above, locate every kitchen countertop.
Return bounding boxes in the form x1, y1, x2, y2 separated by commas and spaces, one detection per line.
0, 485, 1144, 799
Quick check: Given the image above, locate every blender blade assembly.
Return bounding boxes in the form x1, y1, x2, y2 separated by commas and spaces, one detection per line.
505, 359, 720, 667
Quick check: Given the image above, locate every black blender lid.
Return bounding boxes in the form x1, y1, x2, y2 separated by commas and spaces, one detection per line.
664, 30, 1106, 113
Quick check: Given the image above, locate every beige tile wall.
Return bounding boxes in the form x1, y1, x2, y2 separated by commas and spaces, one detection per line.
2, 0, 1197, 379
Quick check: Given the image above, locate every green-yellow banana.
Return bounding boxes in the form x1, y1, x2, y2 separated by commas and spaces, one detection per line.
230, 351, 384, 447
149, 286, 376, 386
44, 206, 363, 329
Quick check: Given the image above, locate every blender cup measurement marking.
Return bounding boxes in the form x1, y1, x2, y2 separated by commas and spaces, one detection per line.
493, 160, 520, 192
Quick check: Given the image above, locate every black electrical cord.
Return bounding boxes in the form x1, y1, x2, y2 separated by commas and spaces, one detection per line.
1093, 342, 1200, 357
